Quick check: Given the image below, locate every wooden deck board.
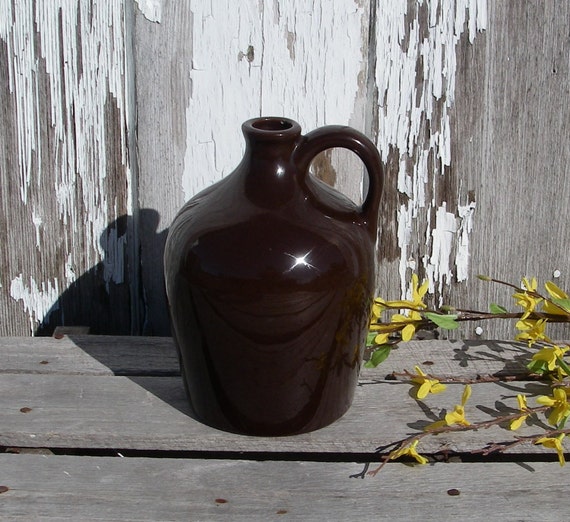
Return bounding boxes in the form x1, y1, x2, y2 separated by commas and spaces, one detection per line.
0, 372, 554, 455
0, 336, 533, 378
0, 336, 567, 520
0, 336, 178, 376
0, 454, 565, 521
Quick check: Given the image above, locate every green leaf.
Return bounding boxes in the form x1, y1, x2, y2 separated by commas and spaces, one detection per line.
424, 312, 459, 330
556, 356, 570, 376
527, 359, 548, 375
551, 298, 570, 313
364, 346, 392, 368
489, 303, 508, 314
366, 331, 378, 347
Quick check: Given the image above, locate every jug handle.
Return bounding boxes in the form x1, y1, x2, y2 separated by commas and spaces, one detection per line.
293, 126, 384, 236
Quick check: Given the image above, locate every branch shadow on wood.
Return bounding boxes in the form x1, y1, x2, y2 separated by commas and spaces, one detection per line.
453, 340, 534, 377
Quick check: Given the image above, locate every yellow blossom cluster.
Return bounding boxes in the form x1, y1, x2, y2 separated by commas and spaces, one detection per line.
509, 389, 569, 465
514, 280, 569, 346
370, 274, 429, 344
368, 274, 570, 469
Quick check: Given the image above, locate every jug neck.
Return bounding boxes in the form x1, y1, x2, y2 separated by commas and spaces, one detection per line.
240, 118, 303, 207
242, 117, 301, 156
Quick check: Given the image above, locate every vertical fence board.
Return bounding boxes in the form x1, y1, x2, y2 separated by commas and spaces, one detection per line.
0, 0, 135, 335
134, 0, 372, 335
371, 0, 486, 306
450, 0, 570, 339
2, 0, 569, 340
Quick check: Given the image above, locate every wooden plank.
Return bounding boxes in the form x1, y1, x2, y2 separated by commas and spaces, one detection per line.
0, 0, 136, 336
0, 336, 532, 379
0, 372, 560, 456
0, 454, 566, 520
0, 336, 178, 376
133, 1, 373, 336
369, 0, 570, 343
448, 0, 570, 341
372, 0, 487, 314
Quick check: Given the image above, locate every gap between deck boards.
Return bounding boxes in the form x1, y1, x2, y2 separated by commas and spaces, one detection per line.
1, 446, 563, 468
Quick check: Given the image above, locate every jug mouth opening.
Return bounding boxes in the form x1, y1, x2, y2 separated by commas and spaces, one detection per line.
243, 117, 301, 139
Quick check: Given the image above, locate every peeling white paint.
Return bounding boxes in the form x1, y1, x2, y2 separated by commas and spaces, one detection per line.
426, 203, 457, 299
455, 200, 477, 282
135, 0, 162, 23
260, 1, 366, 130
1, 1, 133, 329
182, 0, 368, 201
182, 1, 263, 201
10, 274, 60, 334
31, 210, 42, 248
375, 0, 487, 297
65, 254, 76, 285
1, 1, 131, 260
397, 204, 414, 297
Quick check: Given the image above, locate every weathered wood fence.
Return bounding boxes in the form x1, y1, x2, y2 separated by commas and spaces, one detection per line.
1, 0, 569, 338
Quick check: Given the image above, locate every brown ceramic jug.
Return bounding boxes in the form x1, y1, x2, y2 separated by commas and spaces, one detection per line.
164, 117, 384, 436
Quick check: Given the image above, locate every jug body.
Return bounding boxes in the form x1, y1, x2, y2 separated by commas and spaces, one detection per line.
164, 117, 383, 435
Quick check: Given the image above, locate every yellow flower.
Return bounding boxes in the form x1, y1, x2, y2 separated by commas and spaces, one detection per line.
391, 310, 423, 341
512, 277, 542, 319
410, 274, 430, 308
372, 274, 429, 312
371, 300, 386, 320
425, 385, 472, 430
515, 318, 551, 346
536, 388, 570, 427
444, 385, 472, 426
530, 345, 569, 372
509, 394, 530, 431
388, 440, 428, 465
544, 281, 570, 315
534, 433, 566, 467
411, 366, 447, 400
373, 332, 390, 345
523, 277, 538, 292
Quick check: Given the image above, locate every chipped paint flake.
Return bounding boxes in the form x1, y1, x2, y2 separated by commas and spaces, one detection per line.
455, 201, 477, 282
135, 0, 162, 23
31, 210, 43, 248
10, 274, 60, 334
426, 203, 457, 300
374, 0, 486, 298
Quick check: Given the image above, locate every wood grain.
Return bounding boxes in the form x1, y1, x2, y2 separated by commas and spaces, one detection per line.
0, 0, 136, 336
449, 0, 570, 340
0, 335, 566, 520
0, 336, 559, 458
0, 335, 532, 379
2, 1, 570, 341
0, 454, 566, 521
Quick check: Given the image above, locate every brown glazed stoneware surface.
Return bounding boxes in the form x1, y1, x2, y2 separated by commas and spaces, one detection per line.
164, 117, 384, 436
